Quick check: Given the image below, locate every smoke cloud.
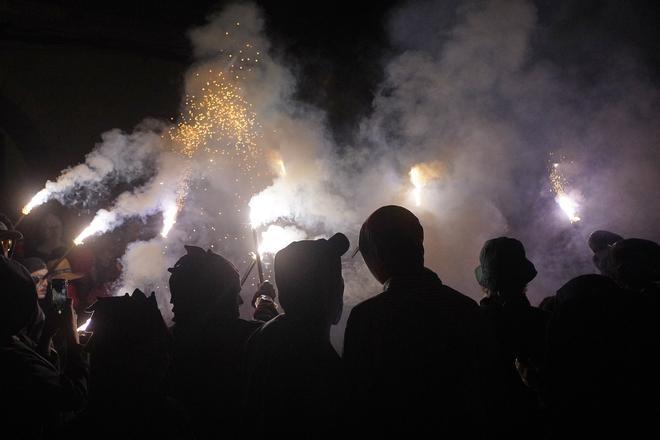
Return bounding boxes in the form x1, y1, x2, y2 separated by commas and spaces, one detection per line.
31, 1, 660, 351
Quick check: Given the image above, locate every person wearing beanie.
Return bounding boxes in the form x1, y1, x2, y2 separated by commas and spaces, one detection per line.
475, 237, 548, 440
167, 245, 261, 440
343, 206, 493, 437
243, 233, 349, 437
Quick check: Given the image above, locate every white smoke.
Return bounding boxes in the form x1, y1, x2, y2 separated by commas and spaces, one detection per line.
29, 1, 660, 352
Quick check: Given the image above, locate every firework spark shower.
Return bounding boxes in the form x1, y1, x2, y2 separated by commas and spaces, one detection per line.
19, 0, 660, 349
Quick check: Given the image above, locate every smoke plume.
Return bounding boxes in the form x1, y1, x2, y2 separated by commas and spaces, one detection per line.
29, 1, 660, 351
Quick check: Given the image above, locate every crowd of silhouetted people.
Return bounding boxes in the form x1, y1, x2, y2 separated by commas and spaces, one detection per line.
1, 205, 659, 439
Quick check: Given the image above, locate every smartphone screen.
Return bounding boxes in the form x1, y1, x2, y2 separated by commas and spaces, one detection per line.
50, 279, 68, 314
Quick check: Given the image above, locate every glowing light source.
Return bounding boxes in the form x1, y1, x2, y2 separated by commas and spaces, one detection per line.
409, 161, 444, 207
77, 318, 91, 332
258, 225, 306, 256
73, 210, 116, 245
555, 193, 581, 223
248, 192, 291, 228
550, 162, 581, 223
22, 188, 50, 215
160, 203, 178, 238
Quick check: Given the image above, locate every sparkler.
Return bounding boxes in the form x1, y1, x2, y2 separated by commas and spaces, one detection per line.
550, 162, 581, 223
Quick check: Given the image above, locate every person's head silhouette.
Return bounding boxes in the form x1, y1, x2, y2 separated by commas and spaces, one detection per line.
358, 205, 424, 284
475, 237, 537, 302
168, 245, 240, 326
274, 233, 349, 326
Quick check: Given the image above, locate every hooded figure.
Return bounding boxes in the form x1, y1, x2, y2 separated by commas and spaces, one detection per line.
167, 245, 260, 440
343, 206, 494, 437
475, 237, 547, 440
243, 233, 349, 437
59, 290, 193, 439
0, 256, 88, 438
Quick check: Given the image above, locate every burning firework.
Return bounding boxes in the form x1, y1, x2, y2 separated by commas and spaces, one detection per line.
22, 188, 50, 215
77, 318, 91, 332
550, 162, 581, 223
409, 161, 444, 207
160, 202, 179, 238
73, 209, 117, 245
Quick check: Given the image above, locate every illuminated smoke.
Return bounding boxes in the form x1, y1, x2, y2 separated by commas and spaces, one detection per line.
74, 209, 117, 245
258, 225, 307, 256
409, 161, 444, 207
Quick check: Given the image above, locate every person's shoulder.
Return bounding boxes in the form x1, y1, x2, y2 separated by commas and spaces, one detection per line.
349, 291, 388, 317
438, 283, 479, 309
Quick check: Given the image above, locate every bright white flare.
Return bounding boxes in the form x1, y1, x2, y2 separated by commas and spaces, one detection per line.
258, 225, 306, 256
22, 188, 51, 215
409, 161, 444, 207
248, 192, 291, 228
77, 318, 91, 332
73, 209, 117, 245
160, 203, 178, 238
555, 193, 581, 223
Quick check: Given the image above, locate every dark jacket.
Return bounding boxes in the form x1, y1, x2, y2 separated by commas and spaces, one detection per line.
343, 267, 495, 437
169, 314, 261, 440
0, 335, 88, 439
242, 314, 344, 437
479, 296, 548, 439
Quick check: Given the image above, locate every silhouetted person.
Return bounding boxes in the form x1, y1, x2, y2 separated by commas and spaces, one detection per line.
168, 245, 260, 439
587, 230, 623, 277
343, 205, 493, 437
609, 238, 660, 295
0, 214, 22, 258
243, 233, 350, 437
58, 290, 193, 439
475, 237, 547, 439
544, 274, 657, 439
0, 255, 88, 439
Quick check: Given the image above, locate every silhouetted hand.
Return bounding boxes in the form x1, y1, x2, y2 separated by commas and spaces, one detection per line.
252, 281, 279, 322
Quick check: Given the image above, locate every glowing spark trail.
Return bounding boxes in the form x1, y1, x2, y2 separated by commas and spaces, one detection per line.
22, 189, 50, 215
160, 203, 178, 238
74, 210, 117, 245
550, 162, 581, 223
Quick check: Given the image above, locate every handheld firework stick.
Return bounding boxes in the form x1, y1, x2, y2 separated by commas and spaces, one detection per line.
240, 258, 257, 287
252, 228, 264, 283
14, 214, 26, 228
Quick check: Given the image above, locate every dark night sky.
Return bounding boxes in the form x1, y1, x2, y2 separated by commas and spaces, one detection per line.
1, 0, 660, 211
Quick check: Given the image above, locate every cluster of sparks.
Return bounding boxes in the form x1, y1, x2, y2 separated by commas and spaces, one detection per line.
550, 162, 581, 223
168, 70, 260, 172
21, 20, 270, 247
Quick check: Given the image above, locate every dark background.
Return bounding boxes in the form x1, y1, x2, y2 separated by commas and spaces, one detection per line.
1, 0, 659, 218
